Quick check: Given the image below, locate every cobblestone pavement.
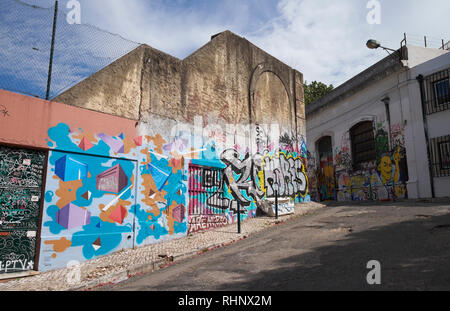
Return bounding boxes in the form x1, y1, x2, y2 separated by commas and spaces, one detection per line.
0, 202, 325, 291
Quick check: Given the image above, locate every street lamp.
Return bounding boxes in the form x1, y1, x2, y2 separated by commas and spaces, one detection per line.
366, 39, 397, 54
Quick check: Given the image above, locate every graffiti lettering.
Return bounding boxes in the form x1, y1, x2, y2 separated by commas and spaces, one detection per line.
0, 252, 34, 274
279, 132, 296, 152
188, 215, 228, 234
220, 149, 265, 210
262, 152, 308, 199
0, 104, 9, 117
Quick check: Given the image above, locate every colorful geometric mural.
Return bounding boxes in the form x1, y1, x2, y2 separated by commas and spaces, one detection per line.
3, 117, 311, 273
0, 90, 311, 273
39, 123, 141, 271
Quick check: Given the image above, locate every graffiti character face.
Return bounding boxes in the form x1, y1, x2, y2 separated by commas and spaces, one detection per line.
378, 155, 392, 184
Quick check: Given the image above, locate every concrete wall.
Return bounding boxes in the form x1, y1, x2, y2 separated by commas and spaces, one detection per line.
0, 31, 309, 273
54, 46, 147, 120
53, 29, 309, 236
306, 46, 450, 202
54, 31, 305, 136
307, 70, 409, 202
409, 52, 450, 198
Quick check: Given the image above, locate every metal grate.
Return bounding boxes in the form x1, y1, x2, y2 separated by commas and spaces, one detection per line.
350, 121, 376, 168
423, 68, 450, 115
188, 165, 226, 216
430, 135, 450, 177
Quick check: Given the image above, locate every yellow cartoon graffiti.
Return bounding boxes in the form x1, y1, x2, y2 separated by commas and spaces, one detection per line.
378, 147, 401, 185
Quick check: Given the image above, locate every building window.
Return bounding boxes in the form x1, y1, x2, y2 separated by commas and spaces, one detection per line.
439, 141, 450, 170
317, 136, 333, 168
350, 121, 376, 169
424, 68, 450, 114
434, 78, 450, 107
430, 135, 450, 177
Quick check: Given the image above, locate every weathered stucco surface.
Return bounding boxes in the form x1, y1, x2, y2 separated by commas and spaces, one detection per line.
0, 31, 308, 274
54, 31, 305, 136
55, 46, 147, 120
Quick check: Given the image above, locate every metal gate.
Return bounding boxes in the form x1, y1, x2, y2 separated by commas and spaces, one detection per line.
188, 165, 226, 216
0, 145, 46, 274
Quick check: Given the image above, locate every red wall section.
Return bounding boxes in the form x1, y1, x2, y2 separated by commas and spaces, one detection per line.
0, 90, 137, 149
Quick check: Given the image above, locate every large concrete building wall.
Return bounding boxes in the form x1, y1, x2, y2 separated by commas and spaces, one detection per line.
307, 69, 411, 202
0, 31, 309, 274
307, 45, 450, 202
54, 31, 305, 143
54, 45, 147, 120
409, 52, 450, 198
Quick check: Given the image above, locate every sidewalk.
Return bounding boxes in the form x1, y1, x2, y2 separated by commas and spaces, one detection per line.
0, 201, 325, 291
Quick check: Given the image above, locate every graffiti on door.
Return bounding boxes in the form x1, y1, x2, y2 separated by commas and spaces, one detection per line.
0, 146, 46, 274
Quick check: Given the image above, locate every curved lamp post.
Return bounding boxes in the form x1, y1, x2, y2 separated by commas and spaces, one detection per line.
366, 39, 397, 54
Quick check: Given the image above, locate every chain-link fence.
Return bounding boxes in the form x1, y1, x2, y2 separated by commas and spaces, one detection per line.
0, 0, 140, 99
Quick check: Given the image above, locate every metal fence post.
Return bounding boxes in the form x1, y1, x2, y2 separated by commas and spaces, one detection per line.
46, 0, 59, 100
275, 190, 278, 220
237, 201, 241, 234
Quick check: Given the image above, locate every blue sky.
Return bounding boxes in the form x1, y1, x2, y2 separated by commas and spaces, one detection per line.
2, 0, 449, 98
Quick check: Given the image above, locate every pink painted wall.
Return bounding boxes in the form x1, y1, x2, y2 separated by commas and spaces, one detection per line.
0, 90, 137, 149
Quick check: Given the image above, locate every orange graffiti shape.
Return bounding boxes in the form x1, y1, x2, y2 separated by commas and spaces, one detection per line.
141, 173, 166, 217
44, 237, 72, 253
164, 201, 179, 235
146, 134, 167, 154
98, 199, 131, 224
122, 136, 136, 154
73, 131, 98, 144
168, 151, 185, 174
53, 176, 84, 209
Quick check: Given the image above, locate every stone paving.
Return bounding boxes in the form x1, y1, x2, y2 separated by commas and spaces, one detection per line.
0, 201, 325, 291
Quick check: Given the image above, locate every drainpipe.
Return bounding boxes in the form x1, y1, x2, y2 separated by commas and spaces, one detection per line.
382, 97, 392, 150
416, 74, 435, 198
381, 96, 393, 201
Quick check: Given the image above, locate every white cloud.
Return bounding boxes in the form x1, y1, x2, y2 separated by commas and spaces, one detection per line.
78, 0, 254, 58
77, 0, 449, 87
247, 0, 376, 86
246, 0, 450, 86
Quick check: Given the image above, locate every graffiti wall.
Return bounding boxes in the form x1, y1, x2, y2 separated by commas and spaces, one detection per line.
0, 146, 46, 274
0, 90, 310, 272
333, 121, 408, 202
38, 121, 192, 271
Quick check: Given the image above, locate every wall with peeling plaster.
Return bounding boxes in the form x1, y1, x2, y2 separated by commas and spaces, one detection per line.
0, 30, 309, 273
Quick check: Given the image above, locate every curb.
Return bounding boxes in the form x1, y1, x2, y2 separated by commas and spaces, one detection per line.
78, 204, 325, 291
0, 202, 326, 291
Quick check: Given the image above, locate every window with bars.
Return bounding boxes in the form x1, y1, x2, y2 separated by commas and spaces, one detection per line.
430, 135, 450, 177
350, 121, 376, 169
423, 68, 450, 114
434, 78, 450, 106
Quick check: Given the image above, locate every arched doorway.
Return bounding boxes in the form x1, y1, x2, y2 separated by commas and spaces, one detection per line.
316, 136, 335, 201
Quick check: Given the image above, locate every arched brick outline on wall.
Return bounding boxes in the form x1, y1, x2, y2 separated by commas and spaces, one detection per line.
248, 62, 296, 151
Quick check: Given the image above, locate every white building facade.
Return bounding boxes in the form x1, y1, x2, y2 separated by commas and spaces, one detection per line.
306, 45, 450, 202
